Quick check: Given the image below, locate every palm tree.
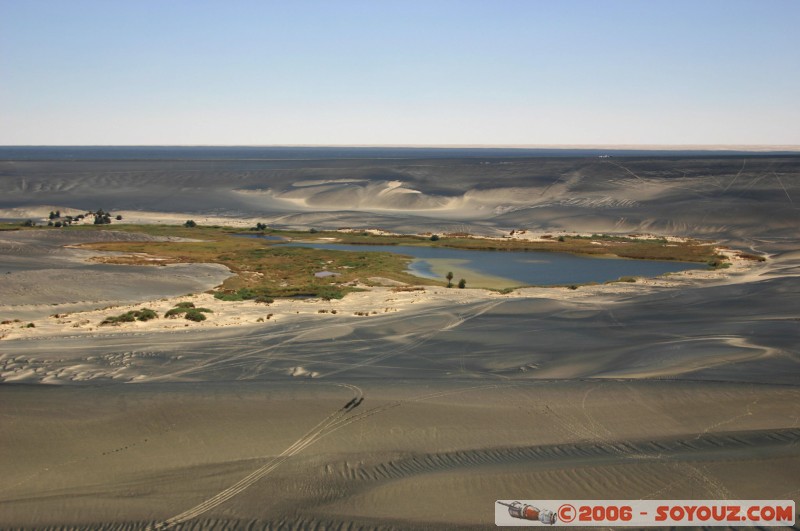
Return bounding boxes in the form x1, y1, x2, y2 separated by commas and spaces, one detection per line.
446, 271, 454, 288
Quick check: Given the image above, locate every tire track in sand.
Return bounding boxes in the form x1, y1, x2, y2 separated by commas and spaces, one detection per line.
149, 383, 363, 530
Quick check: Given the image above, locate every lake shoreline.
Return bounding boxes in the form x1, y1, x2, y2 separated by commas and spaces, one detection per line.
0, 227, 762, 350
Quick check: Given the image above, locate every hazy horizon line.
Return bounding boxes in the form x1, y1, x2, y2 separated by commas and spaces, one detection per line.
3, 144, 800, 152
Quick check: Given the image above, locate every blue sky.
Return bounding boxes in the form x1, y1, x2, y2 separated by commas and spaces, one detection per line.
1, 0, 798, 145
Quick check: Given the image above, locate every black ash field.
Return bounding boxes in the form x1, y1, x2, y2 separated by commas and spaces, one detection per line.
0, 148, 798, 530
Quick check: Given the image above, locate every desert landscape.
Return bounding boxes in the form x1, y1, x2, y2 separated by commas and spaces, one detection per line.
1, 147, 798, 529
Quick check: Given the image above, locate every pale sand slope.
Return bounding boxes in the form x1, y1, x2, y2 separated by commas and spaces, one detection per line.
0, 381, 797, 529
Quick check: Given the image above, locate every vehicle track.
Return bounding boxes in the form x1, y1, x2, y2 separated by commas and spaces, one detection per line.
149, 383, 363, 530
149, 383, 503, 529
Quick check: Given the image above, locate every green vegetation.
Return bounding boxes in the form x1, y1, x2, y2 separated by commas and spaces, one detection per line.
446, 271, 454, 288
184, 220, 197, 228
164, 304, 213, 321
707, 258, 731, 269
47, 223, 728, 296
101, 308, 158, 326
213, 288, 274, 303
458, 278, 466, 289
185, 309, 208, 321
79, 226, 425, 299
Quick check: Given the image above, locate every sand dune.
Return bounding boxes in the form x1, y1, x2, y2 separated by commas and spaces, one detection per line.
239, 180, 462, 213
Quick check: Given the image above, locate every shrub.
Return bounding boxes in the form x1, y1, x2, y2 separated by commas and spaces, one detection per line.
184, 309, 207, 322
165, 305, 212, 319
184, 220, 197, 228
430, 234, 440, 241
116, 215, 122, 221
458, 278, 466, 289
137, 309, 158, 321
558, 236, 565, 242
22, 219, 35, 227
309, 228, 318, 233
101, 313, 134, 325
25, 322, 35, 328
174, 302, 195, 309
101, 308, 157, 325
